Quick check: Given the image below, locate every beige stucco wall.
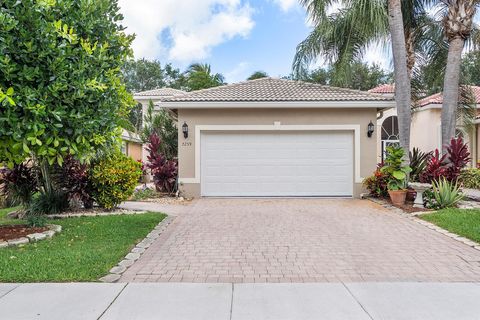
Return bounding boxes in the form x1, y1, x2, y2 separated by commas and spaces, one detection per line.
177, 107, 379, 198
410, 108, 442, 153
126, 142, 143, 162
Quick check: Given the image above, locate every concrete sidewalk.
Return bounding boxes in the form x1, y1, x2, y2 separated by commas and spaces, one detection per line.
1, 283, 480, 320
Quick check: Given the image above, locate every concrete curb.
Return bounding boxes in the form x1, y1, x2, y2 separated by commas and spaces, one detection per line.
367, 197, 480, 251
99, 216, 175, 283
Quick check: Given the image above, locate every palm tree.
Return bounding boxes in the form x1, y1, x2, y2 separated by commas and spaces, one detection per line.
388, 0, 412, 154
294, 0, 415, 154
185, 63, 225, 91
438, 0, 479, 148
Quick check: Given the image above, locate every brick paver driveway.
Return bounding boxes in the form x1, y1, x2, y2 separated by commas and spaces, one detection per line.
120, 199, 480, 283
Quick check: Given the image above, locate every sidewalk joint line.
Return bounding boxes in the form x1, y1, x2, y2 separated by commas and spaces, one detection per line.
342, 282, 374, 320
229, 283, 234, 320
0, 284, 20, 300
96, 283, 128, 320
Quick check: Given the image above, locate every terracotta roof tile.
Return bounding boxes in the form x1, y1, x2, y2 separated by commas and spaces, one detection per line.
368, 84, 395, 94
163, 77, 393, 103
418, 86, 480, 107
135, 88, 186, 97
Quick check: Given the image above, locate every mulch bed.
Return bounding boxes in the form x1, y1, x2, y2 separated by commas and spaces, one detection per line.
0, 225, 48, 241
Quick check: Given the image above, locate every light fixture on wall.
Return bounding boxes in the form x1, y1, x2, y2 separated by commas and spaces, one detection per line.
367, 121, 374, 138
182, 122, 189, 139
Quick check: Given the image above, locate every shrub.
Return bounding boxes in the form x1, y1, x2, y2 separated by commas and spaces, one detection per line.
445, 137, 470, 182
459, 168, 480, 189
90, 153, 142, 209
420, 149, 447, 183
381, 146, 411, 190
132, 187, 158, 201
146, 134, 178, 194
363, 164, 390, 197
409, 148, 431, 182
429, 178, 464, 209
59, 155, 93, 209
28, 190, 69, 216
0, 161, 38, 207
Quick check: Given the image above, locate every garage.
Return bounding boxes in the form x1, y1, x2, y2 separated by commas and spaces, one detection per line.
200, 131, 353, 197
163, 77, 395, 198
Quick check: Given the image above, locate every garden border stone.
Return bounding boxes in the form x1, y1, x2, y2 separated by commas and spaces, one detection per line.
366, 197, 480, 252
1, 224, 62, 249
99, 215, 175, 283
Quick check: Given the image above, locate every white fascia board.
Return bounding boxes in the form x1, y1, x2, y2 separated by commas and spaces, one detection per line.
162, 100, 396, 109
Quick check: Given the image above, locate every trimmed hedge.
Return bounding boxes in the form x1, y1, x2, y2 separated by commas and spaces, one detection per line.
459, 168, 480, 190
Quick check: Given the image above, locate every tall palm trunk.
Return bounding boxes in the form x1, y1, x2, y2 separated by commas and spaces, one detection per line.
388, 0, 412, 157
441, 0, 476, 148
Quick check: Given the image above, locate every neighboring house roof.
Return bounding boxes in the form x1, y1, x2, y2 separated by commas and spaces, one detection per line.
417, 86, 480, 107
368, 84, 395, 94
134, 88, 186, 99
162, 78, 394, 108
121, 129, 142, 144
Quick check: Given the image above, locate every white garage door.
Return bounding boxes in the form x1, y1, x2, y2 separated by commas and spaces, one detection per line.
200, 131, 353, 197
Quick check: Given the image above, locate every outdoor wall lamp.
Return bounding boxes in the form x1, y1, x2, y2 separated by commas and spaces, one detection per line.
367, 121, 375, 138
182, 122, 189, 139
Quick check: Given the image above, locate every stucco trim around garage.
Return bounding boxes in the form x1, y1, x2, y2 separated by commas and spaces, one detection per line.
163, 101, 396, 109
178, 124, 363, 185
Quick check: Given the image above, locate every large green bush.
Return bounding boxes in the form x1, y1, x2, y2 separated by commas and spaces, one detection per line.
459, 168, 480, 189
90, 153, 141, 209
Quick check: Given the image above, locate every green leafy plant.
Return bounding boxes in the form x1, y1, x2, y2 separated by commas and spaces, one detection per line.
459, 168, 480, 189
381, 146, 412, 190
363, 164, 390, 197
430, 178, 464, 209
90, 152, 142, 209
0, 161, 38, 207
28, 190, 69, 216
409, 148, 432, 182
132, 187, 158, 201
0, 0, 134, 181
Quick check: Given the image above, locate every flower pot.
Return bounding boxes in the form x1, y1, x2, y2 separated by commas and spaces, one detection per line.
388, 189, 407, 206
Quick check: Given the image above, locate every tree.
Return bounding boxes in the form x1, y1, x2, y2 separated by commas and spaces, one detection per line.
122, 58, 165, 93
164, 63, 188, 89
294, 0, 412, 154
247, 71, 269, 80
0, 0, 134, 191
388, 0, 412, 155
142, 101, 177, 159
462, 51, 480, 85
439, 1, 479, 147
185, 63, 225, 91
298, 62, 392, 90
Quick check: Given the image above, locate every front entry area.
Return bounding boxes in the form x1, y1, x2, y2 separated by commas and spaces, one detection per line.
200, 131, 354, 197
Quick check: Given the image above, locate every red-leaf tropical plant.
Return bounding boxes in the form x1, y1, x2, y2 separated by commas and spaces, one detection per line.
420, 149, 448, 183
445, 136, 471, 181
60, 155, 94, 209
146, 134, 178, 194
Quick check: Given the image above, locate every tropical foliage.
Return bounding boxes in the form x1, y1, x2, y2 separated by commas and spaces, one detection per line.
459, 168, 480, 189
381, 146, 412, 190
363, 164, 390, 197
409, 148, 432, 182
430, 178, 464, 209
185, 63, 225, 91
90, 153, 142, 209
146, 134, 178, 194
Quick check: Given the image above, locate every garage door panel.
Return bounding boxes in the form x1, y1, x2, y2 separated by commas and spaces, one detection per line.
201, 131, 353, 197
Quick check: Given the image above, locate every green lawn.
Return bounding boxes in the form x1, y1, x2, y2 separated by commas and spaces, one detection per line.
421, 208, 480, 243
0, 210, 165, 282
0, 206, 22, 225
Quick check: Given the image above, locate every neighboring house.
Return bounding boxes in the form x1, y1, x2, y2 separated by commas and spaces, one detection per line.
121, 130, 143, 162
162, 77, 395, 198
371, 84, 480, 165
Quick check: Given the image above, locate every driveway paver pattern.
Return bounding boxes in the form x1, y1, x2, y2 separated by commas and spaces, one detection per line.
120, 199, 480, 283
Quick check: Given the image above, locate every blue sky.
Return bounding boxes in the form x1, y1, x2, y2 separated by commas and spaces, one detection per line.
118, 0, 318, 82
118, 0, 389, 83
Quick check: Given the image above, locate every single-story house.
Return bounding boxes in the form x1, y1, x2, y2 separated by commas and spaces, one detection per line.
371, 84, 480, 165
162, 77, 395, 198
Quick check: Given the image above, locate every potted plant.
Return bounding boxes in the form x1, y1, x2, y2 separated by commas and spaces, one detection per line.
381, 146, 412, 206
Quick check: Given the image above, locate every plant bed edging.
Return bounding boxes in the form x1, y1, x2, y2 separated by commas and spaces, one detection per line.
99, 215, 175, 283
0, 224, 62, 248
366, 197, 480, 251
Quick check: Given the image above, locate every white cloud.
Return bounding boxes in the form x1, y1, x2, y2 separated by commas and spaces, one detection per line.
118, 0, 254, 62
271, 0, 297, 12
225, 61, 251, 82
